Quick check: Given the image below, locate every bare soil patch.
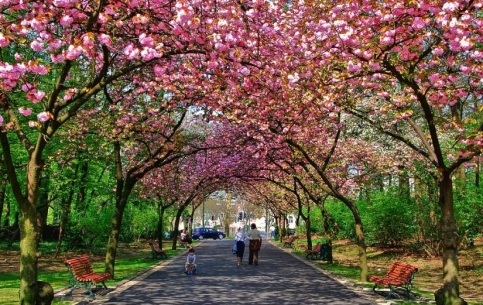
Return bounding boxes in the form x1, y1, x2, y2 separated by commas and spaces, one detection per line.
329, 237, 483, 304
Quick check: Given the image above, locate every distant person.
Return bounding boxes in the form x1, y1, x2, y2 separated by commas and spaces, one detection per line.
180, 229, 192, 244
247, 223, 262, 265
234, 227, 247, 266
185, 248, 197, 274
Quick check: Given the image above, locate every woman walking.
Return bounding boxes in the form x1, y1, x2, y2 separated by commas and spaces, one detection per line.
235, 227, 247, 266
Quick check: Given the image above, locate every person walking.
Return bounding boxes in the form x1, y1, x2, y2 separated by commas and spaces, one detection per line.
234, 227, 247, 266
247, 223, 262, 265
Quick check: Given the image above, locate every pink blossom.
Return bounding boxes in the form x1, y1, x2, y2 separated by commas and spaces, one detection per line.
21, 83, 34, 92
369, 61, 381, 70
240, 67, 250, 76
442, 2, 459, 12
18, 107, 33, 116
98, 34, 112, 46
459, 37, 472, 50
460, 65, 470, 74
0, 115, 3, 126
0, 32, 9, 47
65, 45, 83, 60
53, 0, 76, 8
30, 65, 49, 75
153, 65, 166, 76
432, 47, 444, 56
82, 35, 94, 49
37, 112, 53, 122
288, 73, 300, 84
141, 47, 157, 61
471, 50, 483, 60
51, 53, 65, 63
412, 17, 426, 30
60, 15, 74, 26
348, 61, 362, 73
207, 61, 218, 69
63, 89, 76, 101
30, 39, 44, 52
98, 13, 108, 24
14, 53, 23, 60
27, 90, 45, 103
139, 33, 155, 48
380, 36, 393, 45
126, 47, 140, 60
29, 18, 44, 31
48, 39, 62, 51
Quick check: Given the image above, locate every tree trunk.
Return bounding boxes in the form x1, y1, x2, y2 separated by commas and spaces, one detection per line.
0, 176, 5, 229
17, 155, 44, 305
55, 193, 74, 257
343, 198, 368, 282
305, 218, 312, 250
476, 156, 480, 188
354, 221, 368, 282
171, 207, 184, 249
104, 180, 134, 278
398, 167, 410, 199
157, 203, 165, 245
2, 198, 10, 228
434, 174, 466, 305
19, 203, 40, 305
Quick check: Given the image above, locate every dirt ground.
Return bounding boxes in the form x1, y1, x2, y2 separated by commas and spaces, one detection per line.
329, 237, 483, 305
1, 239, 482, 304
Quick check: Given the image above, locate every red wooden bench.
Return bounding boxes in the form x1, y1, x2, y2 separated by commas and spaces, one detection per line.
149, 242, 168, 259
305, 242, 322, 260
283, 235, 297, 248
370, 261, 418, 299
64, 256, 111, 297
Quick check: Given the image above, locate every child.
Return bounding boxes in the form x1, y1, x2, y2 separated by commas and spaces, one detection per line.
185, 248, 197, 274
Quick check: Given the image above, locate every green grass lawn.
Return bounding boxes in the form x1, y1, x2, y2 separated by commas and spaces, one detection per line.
0, 243, 182, 305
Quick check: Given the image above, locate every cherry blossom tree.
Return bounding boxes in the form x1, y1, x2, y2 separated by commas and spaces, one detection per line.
0, 0, 283, 302
278, 2, 483, 303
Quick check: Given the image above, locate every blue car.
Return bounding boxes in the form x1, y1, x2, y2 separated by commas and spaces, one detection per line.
192, 228, 226, 240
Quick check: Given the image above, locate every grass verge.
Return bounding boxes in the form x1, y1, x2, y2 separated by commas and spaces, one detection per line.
0, 243, 181, 305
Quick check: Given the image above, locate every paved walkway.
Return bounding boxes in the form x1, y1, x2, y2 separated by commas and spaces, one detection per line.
86, 239, 383, 305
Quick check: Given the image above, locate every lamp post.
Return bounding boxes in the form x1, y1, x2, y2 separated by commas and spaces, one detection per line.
202, 200, 205, 227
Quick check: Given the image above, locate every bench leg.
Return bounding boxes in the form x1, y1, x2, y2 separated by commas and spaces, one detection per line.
65, 286, 76, 297
386, 285, 396, 300
65, 282, 95, 298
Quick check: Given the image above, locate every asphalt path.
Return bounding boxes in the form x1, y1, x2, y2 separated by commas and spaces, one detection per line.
89, 239, 378, 305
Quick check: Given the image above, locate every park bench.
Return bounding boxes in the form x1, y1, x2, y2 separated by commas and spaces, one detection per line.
64, 256, 111, 297
149, 242, 168, 259
369, 261, 418, 299
305, 241, 322, 260
283, 235, 297, 248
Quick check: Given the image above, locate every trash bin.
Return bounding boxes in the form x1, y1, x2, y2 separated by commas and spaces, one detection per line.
319, 243, 333, 264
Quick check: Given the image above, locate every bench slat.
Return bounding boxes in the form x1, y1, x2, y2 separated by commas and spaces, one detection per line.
65, 256, 111, 297
370, 261, 418, 300
149, 242, 168, 259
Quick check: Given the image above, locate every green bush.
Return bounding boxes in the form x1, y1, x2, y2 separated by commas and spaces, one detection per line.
361, 189, 416, 246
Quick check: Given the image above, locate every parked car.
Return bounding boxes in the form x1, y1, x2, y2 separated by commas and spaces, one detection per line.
192, 227, 226, 240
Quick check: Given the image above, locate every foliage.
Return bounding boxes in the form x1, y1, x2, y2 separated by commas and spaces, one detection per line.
453, 182, 483, 243
360, 189, 417, 247
325, 199, 357, 241
65, 203, 114, 249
